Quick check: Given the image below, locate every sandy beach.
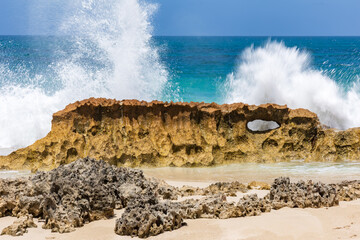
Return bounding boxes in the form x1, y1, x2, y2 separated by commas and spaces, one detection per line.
0, 180, 359, 240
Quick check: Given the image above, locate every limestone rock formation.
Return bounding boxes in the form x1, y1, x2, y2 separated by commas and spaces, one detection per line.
115, 195, 184, 238
0, 157, 159, 233
1, 158, 360, 238
269, 177, 339, 209
179, 181, 248, 197
2, 98, 359, 171
334, 180, 360, 201
248, 181, 271, 190
115, 193, 273, 238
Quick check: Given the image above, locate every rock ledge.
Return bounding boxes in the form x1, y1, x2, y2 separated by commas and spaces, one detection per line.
1, 98, 360, 171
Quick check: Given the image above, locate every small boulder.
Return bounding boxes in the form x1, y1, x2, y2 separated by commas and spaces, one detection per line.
248, 181, 271, 190
1, 215, 37, 236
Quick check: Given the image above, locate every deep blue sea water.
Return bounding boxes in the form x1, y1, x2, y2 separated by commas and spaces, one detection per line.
1, 36, 360, 149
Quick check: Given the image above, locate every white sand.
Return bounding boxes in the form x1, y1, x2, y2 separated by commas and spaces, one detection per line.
1, 180, 360, 240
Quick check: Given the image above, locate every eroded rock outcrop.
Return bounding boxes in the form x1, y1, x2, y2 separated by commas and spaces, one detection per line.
334, 180, 360, 201
2, 98, 359, 171
268, 177, 339, 209
179, 181, 248, 197
115, 195, 184, 238
1, 158, 360, 238
0, 157, 159, 233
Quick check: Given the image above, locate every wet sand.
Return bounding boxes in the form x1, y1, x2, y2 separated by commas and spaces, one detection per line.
4, 161, 360, 184
142, 161, 360, 184
0, 181, 360, 240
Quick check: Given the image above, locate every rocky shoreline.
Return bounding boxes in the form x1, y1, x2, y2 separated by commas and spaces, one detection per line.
1, 158, 360, 238
1, 98, 360, 171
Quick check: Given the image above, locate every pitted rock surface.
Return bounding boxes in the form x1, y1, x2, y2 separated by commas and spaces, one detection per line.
0, 157, 158, 233
334, 180, 360, 201
179, 181, 248, 197
177, 193, 271, 219
1, 215, 37, 236
1, 159, 360, 238
115, 195, 183, 238
2, 98, 359, 171
248, 181, 271, 190
268, 177, 339, 209
115, 193, 272, 238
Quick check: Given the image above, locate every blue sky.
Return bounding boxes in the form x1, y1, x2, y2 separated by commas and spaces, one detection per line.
1, 0, 360, 36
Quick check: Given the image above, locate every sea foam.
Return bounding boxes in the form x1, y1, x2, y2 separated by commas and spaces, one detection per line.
225, 41, 360, 130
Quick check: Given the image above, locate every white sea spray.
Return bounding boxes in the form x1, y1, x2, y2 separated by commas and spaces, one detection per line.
225, 41, 360, 130
0, 0, 168, 149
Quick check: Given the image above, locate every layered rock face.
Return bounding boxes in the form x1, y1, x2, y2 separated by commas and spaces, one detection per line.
1, 98, 359, 171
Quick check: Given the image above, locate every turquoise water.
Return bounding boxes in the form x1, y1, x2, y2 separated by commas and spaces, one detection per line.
1, 36, 360, 103
157, 36, 360, 103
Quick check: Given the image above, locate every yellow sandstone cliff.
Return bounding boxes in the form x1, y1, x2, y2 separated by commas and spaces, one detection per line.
1, 98, 359, 171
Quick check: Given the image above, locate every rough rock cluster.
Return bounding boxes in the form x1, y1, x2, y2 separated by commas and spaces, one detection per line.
115, 195, 184, 238
114, 193, 272, 238
268, 177, 339, 209
178, 181, 248, 197
1, 215, 37, 236
1, 98, 360, 171
0, 157, 159, 233
334, 180, 360, 201
1, 158, 360, 238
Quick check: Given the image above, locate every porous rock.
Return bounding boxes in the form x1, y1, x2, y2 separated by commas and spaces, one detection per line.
1, 215, 37, 236
1, 158, 360, 238
0, 157, 158, 233
179, 181, 247, 197
334, 180, 360, 201
269, 177, 339, 209
115, 195, 183, 238
188, 194, 270, 219
2, 98, 359, 171
248, 181, 271, 190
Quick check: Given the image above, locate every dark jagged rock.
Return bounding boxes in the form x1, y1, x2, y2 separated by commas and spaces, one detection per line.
177, 194, 271, 219
114, 193, 272, 238
115, 196, 183, 238
1, 159, 360, 238
334, 180, 360, 201
268, 177, 339, 209
153, 179, 180, 200
0, 157, 158, 233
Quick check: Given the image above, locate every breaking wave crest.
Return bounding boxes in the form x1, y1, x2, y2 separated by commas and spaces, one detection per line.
225, 41, 360, 130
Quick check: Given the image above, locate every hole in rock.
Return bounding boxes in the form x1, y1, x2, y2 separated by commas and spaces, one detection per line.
247, 120, 280, 133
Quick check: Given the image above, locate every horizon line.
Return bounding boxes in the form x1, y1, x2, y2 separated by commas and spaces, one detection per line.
1, 34, 360, 37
